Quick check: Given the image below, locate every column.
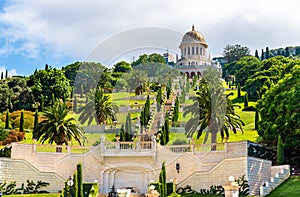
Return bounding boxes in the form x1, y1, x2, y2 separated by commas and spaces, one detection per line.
103, 171, 109, 194
109, 170, 116, 189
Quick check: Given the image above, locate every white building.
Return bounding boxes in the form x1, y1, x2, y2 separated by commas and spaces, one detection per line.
173, 25, 221, 77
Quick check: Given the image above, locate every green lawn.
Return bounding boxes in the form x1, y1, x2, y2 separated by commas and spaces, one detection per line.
266, 176, 300, 197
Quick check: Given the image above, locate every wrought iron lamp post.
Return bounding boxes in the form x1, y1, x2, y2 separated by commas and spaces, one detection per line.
67, 176, 74, 197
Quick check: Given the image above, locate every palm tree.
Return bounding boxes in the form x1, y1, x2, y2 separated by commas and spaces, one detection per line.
78, 88, 118, 125
184, 68, 244, 146
33, 102, 86, 152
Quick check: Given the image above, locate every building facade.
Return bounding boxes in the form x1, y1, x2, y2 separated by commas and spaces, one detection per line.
172, 25, 221, 77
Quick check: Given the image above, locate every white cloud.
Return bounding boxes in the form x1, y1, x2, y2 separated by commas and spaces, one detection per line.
1, 0, 300, 60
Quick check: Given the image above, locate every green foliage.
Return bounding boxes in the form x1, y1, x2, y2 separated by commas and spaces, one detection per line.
77, 163, 83, 197
0, 180, 49, 195
266, 176, 300, 197
255, 50, 259, 59
222, 44, 251, 63
34, 102, 86, 151
172, 97, 179, 122
159, 114, 170, 146
257, 64, 300, 148
78, 88, 118, 125
0, 145, 11, 157
125, 112, 132, 134
166, 182, 175, 196
184, 68, 244, 143
237, 83, 241, 98
243, 56, 292, 99
34, 110, 39, 130
235, 56, 261, 87
19, 110, 24, 132
30, 67, 71, 108
73, 173, 78, 197
158, 162, 167, 197
277, 134, 285, 165
62, 61, 81, 86
86, 182, 98, 197
5, 110, 10, 129
243, 93, 248, 108
254, 109, 259, 130
9, 110, 35, 130
198, 185, 224, 195
41, 94, 44, 112
156, 87, 163, 110
113, 61, 132, 73
235, 175, 249, 196
140, 95, 151, 126
131, 53, 166, 67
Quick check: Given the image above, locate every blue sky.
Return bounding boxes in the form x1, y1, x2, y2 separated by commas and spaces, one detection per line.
1, 0, 300, 76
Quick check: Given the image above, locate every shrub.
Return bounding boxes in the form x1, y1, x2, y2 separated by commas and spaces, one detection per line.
0, 130, 25, 145
4, 110, 35, 130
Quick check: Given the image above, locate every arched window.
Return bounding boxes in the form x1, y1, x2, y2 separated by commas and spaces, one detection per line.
184, 48, 186, 56
196, 47, 199, 55
192, 47, 194, 55
188, 47, 190, 55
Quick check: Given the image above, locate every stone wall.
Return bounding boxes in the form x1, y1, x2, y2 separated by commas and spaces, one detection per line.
5, 141, 272, 196
0, 158, 64, 193
247, 157, 272, 195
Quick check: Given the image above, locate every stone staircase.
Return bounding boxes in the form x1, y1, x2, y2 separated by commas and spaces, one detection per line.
260, 165, 290, 196
0, 157, 65, 193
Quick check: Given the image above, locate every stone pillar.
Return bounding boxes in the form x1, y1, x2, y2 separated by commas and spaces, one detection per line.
103, 171, 110, 194
109, 170, 116, 190
223, 182, 239, 197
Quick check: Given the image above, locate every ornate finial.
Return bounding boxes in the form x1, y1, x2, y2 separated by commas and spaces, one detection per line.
192, 25, 195, 31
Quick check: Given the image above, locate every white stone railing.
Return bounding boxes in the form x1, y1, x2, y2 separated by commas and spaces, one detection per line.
102, 141, 153, 151
166, 143, 227, 154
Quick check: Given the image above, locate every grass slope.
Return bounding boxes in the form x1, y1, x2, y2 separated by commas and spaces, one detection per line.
266, 176, 300, 197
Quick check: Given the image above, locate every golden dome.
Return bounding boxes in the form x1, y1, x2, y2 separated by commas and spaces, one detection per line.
181, 25, 208, 48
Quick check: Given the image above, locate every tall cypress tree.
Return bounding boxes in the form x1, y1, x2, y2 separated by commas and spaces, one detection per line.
20, 110, 25, 132
5, 110, 10, 129
125, 112, 132, 134
159, 162, 167, 197
77, 163, 83, 197
73, 172, 78, 197
277, 134, 285, 165
255, 109, 259, 130
5, 70, 8, 78
255, 50, 259, 59
172, 97, 179, 122
244, 93, 249, 108
285, 47, 289, 57
237, 83, 241, 98
165, 117, 170, 144
261, 49, 264, 60
7, 94, 12, 111
266, 47, 270, 59
34, 110, 39, 131
1, 72, 3, 80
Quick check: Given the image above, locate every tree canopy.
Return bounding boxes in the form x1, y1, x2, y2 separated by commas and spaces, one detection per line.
257, 64, 300, 142
131, 53, 166, 67
222, 44, 251, 63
